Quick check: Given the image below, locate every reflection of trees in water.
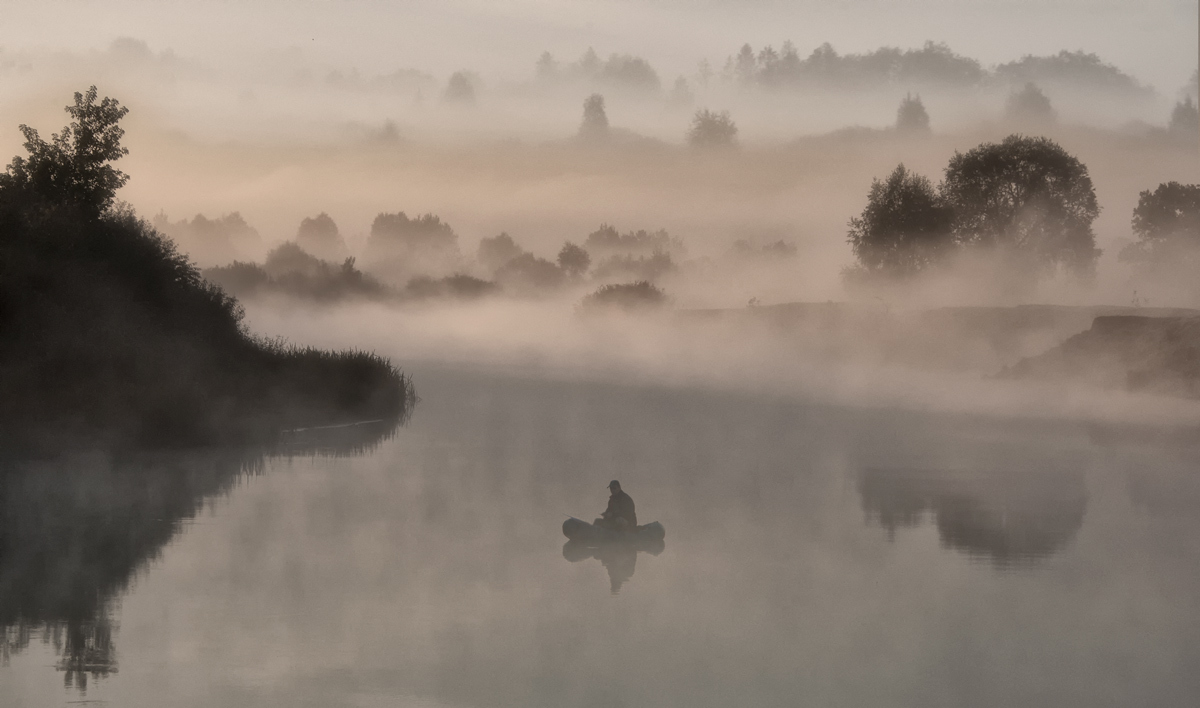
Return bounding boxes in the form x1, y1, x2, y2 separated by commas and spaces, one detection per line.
563, 538, 665, 594
859, 467, 1087, 567
0, 418, 401, 690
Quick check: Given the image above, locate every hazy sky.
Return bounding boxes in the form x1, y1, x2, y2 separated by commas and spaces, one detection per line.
2, 0, 1196, 92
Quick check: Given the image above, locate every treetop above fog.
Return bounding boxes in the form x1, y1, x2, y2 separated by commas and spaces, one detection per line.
0, 86, 129, 217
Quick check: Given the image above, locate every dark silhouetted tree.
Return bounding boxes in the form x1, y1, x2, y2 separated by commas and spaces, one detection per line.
846, 164, 954, 278
579, 281, 667, 311
687, 109, 737, 148
557, 241, 591, 277
941, 135, 1100, 275
443, 71, 476, 104
477, 232, 527, 272
1006, 82, 1055, 125
495, 253, 565, 292
1169, 96, 1199, 138
1119, 182, 1200, 266
579, 94, 609, 141
895, 93, 930, 135
0, 86, 128, 217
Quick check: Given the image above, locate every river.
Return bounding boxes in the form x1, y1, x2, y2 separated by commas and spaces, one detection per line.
2, 362, 1199, 707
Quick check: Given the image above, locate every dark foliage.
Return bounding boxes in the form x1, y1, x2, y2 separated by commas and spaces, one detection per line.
941, 135, 1100, 276
846, 164, 954, 278
495, 252, 565, 292
579, 93, 609, 141
579, 281, 667, 311
557, 241, 592, 277
687, 109, 737, 148
1119, 182, 1200, 267
583, 224, 684, 257
0, 89, 413, 450
1006, 83, 1056, 126
0, 87, 128, 219
895, 93, 931, 135
538, 49, 661, 94
205, 242, 389, 302
477, 231, 527, 273
403, 273, 498, 300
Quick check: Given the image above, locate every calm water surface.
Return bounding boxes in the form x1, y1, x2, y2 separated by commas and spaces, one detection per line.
3, 364, 1199, 707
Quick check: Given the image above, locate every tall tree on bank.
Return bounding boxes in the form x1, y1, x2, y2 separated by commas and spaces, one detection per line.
940, 135, 1100, 276
0, 86, 128, 217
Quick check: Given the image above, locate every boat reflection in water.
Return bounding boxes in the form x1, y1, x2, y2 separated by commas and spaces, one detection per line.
562, 536, 666, 594
0, 418, 403, 691
858, 466, 1087, 567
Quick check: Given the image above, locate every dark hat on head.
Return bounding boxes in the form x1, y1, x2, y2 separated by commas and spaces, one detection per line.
608, 480, 620, 489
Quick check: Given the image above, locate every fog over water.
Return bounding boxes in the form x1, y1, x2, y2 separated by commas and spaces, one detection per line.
2, 1, 1200, 706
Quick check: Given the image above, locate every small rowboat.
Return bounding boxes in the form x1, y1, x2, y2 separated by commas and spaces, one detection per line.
562, 516, 666, 545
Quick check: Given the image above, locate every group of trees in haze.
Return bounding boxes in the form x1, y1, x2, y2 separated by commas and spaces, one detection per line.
717, 42, 1149, 97
537, 48, 662, 95
1120, 182, 1200, 279
846, 135, 1100, 284
0, 87, 413, 449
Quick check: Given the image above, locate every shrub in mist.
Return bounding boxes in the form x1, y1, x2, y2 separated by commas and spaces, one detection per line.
0, 87, 412, 449
443, 71, 477, 104
365, 211, 461, 281
895, 93, 931, 135
583, 224, 684, 258
578, 93, 609, 141
153, 211, 262, 266
1169, 97, 1199, 139
296, 212, 348, 262
941, 135, 1100, 277
845, 164, 954, 280
579, 281, 667, 312
403, 274, 498, 301
557, 241, 591, 277
477, 232, 528, 273
1119, 182, 1200, 270
1005, 83, 1056, 126
495, 253, 565, 293
687, 109, 738, 148
597, 54, 661, 94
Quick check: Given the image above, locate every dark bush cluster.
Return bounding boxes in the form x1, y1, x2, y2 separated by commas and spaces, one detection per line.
579, 281, 667, 312
0, 87, 414, 450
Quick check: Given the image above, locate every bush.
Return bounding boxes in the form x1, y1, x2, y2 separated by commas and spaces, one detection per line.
557, 241, 591, 277
579, 94, 609, 141
895, 93, 931, 135
579, 281, 667, 311
495, 253, 565, 292
477, 232, 527, 273
0, 88, 413, 449
1005, 83, 1055, 125
687, 109, 737, 148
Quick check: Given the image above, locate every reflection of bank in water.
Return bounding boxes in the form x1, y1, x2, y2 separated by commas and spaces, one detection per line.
0, 418, 402, 691
859, 466, 1087, 568
563, 537, 666, 594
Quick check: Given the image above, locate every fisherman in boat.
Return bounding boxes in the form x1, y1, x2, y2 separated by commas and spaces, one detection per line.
595, 480, 637, 533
